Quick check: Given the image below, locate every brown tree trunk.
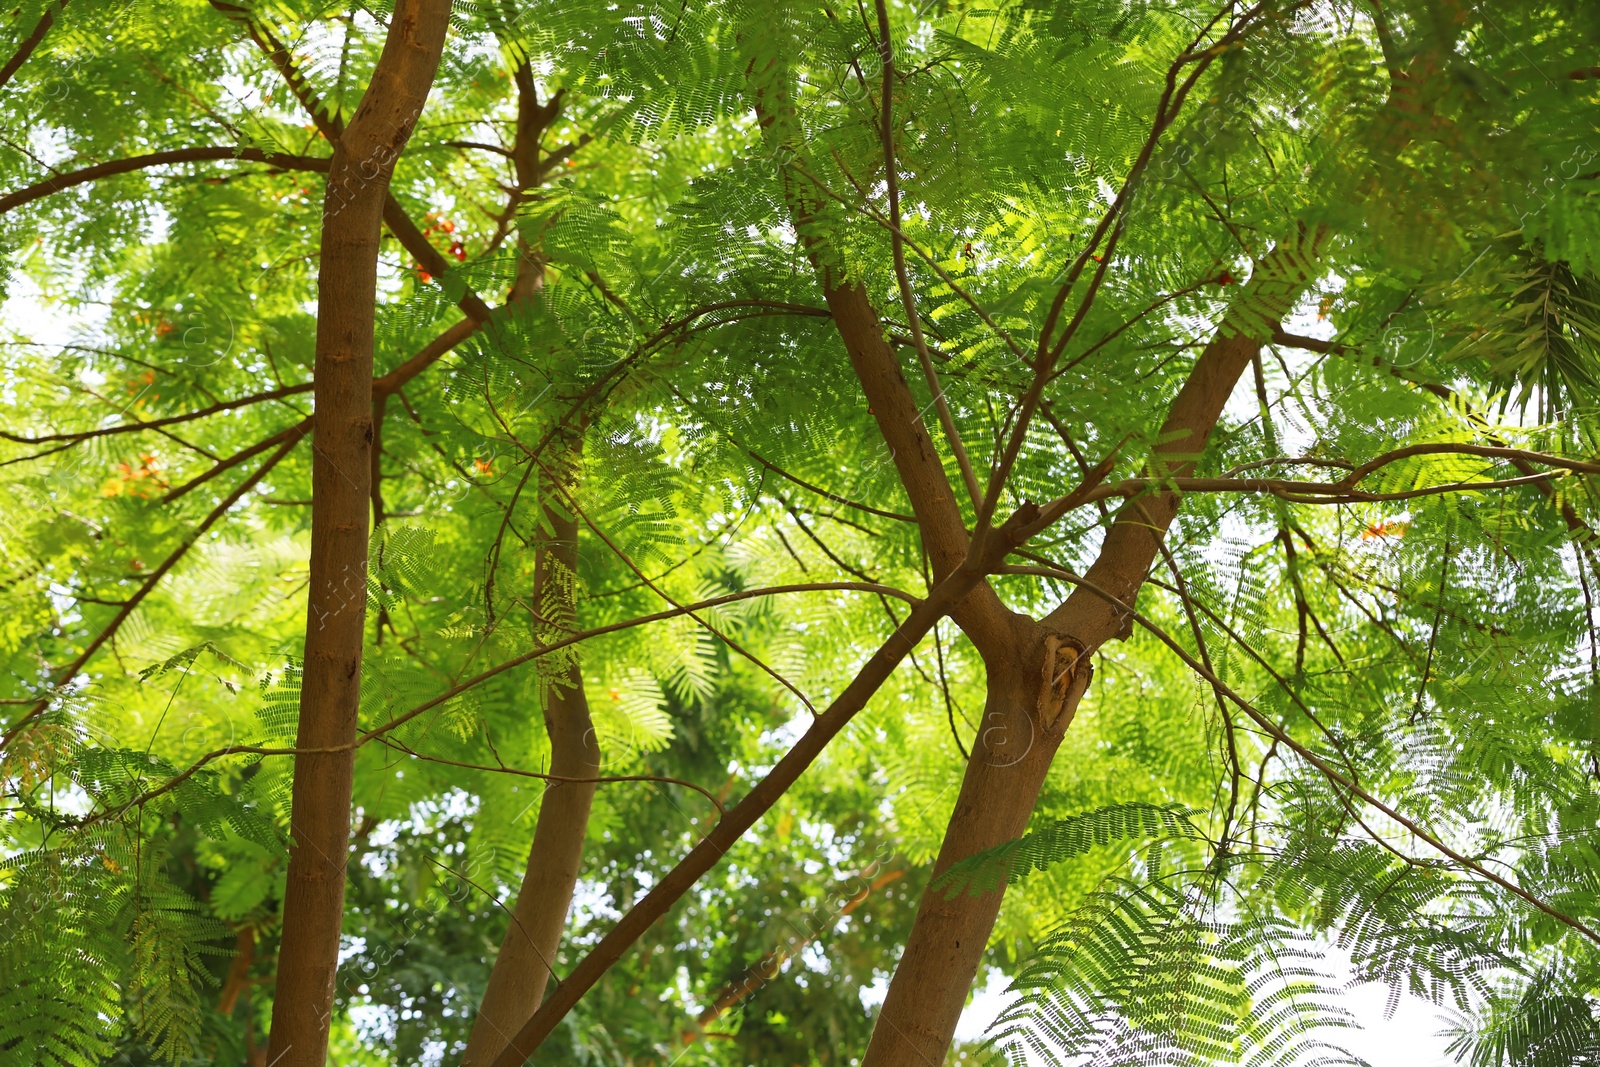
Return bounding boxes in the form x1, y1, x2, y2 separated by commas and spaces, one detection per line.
482, 525, 1040, 1066
733, 29, 1332, 1065
265, 5, 451, 1064
459, 74, 606, 1063
462, 441, 601, 1066
861, 643, 1078, 1058
859, 237, 1321, 1066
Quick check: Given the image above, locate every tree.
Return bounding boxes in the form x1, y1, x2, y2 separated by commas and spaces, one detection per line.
3, 1, 1599, 1066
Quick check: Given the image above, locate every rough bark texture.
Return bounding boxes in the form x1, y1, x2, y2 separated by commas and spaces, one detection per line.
463, 446, 600, 1066
266, 5, 451, 1064
859, 236, 1321, 1067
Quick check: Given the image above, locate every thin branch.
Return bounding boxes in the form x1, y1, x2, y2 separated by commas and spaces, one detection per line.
160, 418, 312, 503
57, 582, 921, 828
378, 736, 727, 815
745, 448, 915, 523
874, 0, 982, 511
530, 454, 820, 716
0, 147, 331, 215
977, 1, 1290, 540
1020, 565, 1600, 946
443, 139, 514, 158
1150, 526, 1241, 845
360, 582, 921, 746
684, 866, 906, 1040
932, 620, 970, 761
480, 469, 1117, 1067
422, 853, 560, 984
0, 383, 313, 444
1, 432, 303, 749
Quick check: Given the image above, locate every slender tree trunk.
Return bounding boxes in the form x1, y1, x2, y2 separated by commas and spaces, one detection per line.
463, 440, 601, 1066
859, 237, 1321, 1066
458, 72, 606, 1063
482, 534, 1035, 1066
266, 5, 450, 1064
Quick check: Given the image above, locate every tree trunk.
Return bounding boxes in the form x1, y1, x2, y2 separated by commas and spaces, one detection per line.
459, 74, 606, 1063
462, 442, 600, 1066
860, 236, 1321, 1067
482, 539, 1027, 1066
265, 5, 450, 1064
861, 635, 1078, 1061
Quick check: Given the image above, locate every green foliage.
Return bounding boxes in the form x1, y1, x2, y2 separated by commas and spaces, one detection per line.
1446, 967, 1600, 1067
934, 803, 1202, 899
3, 0, 1600, 1063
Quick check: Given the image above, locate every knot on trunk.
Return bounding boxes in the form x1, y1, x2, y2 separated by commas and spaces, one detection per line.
1036, 633, 1086, 730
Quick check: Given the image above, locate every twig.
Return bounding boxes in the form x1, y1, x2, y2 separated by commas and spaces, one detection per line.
873, 0, 982, 511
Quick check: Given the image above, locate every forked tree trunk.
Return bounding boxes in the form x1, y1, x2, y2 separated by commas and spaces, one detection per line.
748, 30, 1322, 1057
859, 240, 1321, 1066
266, 5, 451, 1064
463, 442, 601, 1066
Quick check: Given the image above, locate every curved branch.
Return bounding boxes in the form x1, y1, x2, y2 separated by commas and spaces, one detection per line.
479, 479, 1112, 1066
361, 581, 922, 746
1023, 565, 1600, 947
998, 563, 1600, 947
0, 382, 313, 445
526, 453, 821, 715
55, 581, 926, 824
0, 147, 331, 215
377, 736, 728, 815
1031, 443, 1600, 520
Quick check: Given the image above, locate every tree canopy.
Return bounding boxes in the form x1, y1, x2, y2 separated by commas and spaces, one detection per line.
3, 0, 1600, 1065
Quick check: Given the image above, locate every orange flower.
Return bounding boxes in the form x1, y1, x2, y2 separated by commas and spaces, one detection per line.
1361, 519, 1408, 540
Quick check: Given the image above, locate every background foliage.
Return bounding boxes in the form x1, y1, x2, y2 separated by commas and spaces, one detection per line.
2, 0, 1599, 1064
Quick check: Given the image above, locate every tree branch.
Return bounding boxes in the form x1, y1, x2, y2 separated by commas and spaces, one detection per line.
1, 432, 303, 749
0, 382, 313, 444
0, 147, 332, 215
0, 0, 65, 90
1034, 565, 1600, 947
873, 0, 981, 511
58, 581, 932, 824
481, 469, 1114, 1065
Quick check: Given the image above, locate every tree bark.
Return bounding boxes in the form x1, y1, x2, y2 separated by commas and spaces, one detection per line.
745, 45, 1016, 656
481, 512, 1053, 1066
265, 5, 451, 1065
457, 74, 608, 1064
463, 441, 601, 1066
859, 236, 1321, 1067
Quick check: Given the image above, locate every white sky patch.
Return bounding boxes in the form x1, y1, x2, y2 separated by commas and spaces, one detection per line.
953, 949, 1458, 1064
